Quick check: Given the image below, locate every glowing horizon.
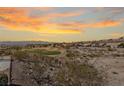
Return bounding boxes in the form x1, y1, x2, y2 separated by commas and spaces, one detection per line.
0, 7, 124, 42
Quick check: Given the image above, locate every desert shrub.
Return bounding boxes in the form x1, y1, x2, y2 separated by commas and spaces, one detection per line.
22, 57, 60, 85
66, 50, 80, 58
15, 55, 105, 86
108, 47, 114, 51
35, 50, 61, 55
24, 60, 104, 85
13, 49, 61, 61
118, 43, 124, 48
55, 61, 104, 86
13, 51, 28, 61
29, 62, 48, 85
10, 46, 22, 50
25, 49, 61, 56
0, 74, 8, 86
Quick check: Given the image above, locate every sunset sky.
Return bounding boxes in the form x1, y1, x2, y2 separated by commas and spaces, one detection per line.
0, 7, 124, 42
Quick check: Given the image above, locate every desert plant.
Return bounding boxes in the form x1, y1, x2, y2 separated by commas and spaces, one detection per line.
55, 61, 104, 86
118, 43, 124, 48
0, 74, 8, 86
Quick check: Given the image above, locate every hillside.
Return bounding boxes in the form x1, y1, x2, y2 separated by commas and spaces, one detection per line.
0, 37, 124, 85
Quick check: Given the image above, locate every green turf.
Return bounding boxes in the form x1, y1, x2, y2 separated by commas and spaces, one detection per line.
26, 49, 61, 56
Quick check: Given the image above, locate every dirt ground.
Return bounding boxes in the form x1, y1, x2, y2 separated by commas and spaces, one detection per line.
88, 57, 124, 85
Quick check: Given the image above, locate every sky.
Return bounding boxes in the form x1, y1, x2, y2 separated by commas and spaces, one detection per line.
0, 7, 124, 42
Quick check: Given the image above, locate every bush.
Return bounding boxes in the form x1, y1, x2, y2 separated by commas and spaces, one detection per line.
118, 43, 124, 48
55, 61, 104, 86
26, 49, 61, 56
0, 74, 8, 86
14, 54, 105, 85
66, 50, 80, 58
13, 51, 29, 61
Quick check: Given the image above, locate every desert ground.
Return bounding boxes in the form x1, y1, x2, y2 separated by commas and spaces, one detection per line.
0, 37, 124, 85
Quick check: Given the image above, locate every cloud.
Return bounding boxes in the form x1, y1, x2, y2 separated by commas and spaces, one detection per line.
0, 8, 123, 35
45, 11, 82, 18
108, 32, 124, 38
31, 7, 54, 11
58, 20, 122, 29
89, 20, 121, 28
0, 8, 83, 34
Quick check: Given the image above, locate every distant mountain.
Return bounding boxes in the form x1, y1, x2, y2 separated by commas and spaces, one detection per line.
103, 37, 124, 43
88, 37, 124, 43
0, 41, 50, 46
0, 37, 124, 47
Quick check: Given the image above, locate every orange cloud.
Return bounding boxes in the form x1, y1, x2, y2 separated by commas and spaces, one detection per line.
45, 11, 82, 18
0, 8, 83, 34
0, 8, 123, 35
90, 20, 121, 28
59, 20, 121, 29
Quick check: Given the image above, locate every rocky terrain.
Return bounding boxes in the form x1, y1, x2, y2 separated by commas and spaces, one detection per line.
1, 37, 124, 86
11, 52, 105, 86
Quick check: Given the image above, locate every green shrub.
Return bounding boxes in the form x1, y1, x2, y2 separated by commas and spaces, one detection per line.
118, 43, 124, 48
26, 49, 61, 56
13, 51, 28, 61
0, 74, 8, 86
